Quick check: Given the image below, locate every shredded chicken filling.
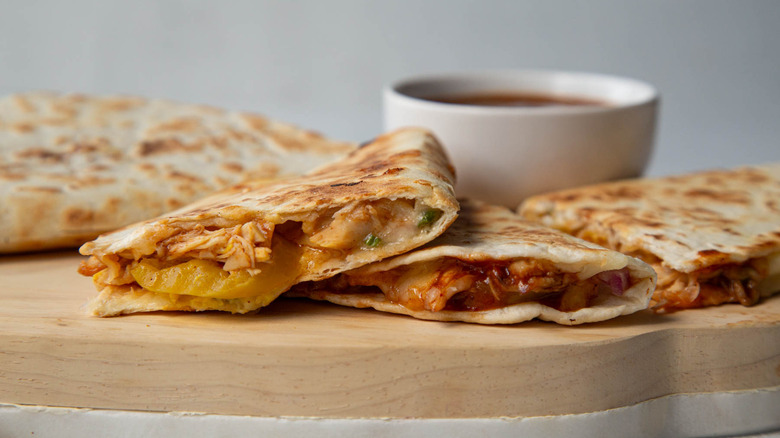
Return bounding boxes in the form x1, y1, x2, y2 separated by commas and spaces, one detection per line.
78, 198, 444, 299
317, 258, 633, 312
650, 257, 770, 310
572, 228, 776, 311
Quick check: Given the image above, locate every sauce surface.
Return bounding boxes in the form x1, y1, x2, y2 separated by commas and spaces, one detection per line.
423, 91, 608, 107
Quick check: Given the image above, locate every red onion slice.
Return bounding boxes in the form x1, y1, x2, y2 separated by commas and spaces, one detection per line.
595, 268, 631, 296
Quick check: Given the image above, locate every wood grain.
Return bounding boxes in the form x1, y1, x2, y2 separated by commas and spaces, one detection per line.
0, 251, 778, 418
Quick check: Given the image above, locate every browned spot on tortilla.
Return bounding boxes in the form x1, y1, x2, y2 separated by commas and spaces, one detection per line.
677, 207, 737, 225
104, 197, 122, 214
662, 188, 678, 196
741, 170, 770, 184
40, 117, 70, 126
330, 181, 362, 188
245, 162, 281, 180
242, 114, 269, 131
166, 198, 186, 210
64, 208, 95, 227
612, 207, 638, 215
16, 186, 62, 193
64, 176, 116, 189
12, 95, 36, 112
15, 147, 66, 162
684, 189, 749, 204
390, 150, 423, 161
221, 162, 244, 173
99, 97, 146, 112
148, 118, 203, 133
696, 249, 731, 265
0, 173, 27, 181
223, 128, 257, 143
175, 184, 197, 196
633, 218, 663, 228
705, 175, 726, 185
210, 137, 229, 150
136, 138, 202, 156
87, 164, 111, 172
168, 171, 203, 183
604, 186, 644, 199
11, 123, 36, 133
552, 192, 582, 202
265, 131, 323, 152
66, 138, 112, 154
50, 101, 78, 117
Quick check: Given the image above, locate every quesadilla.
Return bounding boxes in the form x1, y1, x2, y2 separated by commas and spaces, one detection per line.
0, 91, 354, 253
518, 163, 780, 312
286, 199, 656, 325
78, 128, 459, 316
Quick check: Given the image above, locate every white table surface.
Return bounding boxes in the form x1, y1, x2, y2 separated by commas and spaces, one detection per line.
3, 387, 779, 438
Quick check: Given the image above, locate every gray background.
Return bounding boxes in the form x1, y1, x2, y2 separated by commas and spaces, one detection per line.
1, 0, 778, 176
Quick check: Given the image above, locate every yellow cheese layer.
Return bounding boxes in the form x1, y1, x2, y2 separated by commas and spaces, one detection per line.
127, 237, 301, 300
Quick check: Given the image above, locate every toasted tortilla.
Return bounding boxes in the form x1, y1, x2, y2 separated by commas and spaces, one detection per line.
518, 163, 780, 311
79, 128, 459, 316
286, 199, 656, 325
0, 91, 355, 253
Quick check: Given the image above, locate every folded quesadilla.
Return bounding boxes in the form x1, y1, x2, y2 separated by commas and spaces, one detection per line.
518, 163, 780, 312
78, 128, 458, 316
0, 91, 354, 253
286, 199, 656, 325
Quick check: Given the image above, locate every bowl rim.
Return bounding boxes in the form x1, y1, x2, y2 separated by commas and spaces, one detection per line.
384, 69, 659, 115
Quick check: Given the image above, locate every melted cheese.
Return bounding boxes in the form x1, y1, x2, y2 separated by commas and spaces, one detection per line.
127, 237, 301, 300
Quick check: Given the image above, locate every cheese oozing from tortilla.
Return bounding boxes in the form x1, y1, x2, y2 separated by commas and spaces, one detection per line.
79, 198, 445, 305
310, 257, 634, 313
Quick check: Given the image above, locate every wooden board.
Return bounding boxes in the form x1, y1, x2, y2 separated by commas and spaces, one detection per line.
1, 251, 779, 419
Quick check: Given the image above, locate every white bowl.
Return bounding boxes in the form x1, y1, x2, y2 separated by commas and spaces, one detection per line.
383, 70, 659, 207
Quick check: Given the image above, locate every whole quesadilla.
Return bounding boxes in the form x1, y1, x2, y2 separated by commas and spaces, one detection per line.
518, 163, 780, 312
286, 199, 656, 325
78, 128, 459, 316
0, 91, 354, 253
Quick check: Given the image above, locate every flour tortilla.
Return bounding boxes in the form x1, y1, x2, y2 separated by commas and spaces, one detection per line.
287, 199, 656, 325
79, 128, 459, 316
0, 91, 355, 253
518, 163, 780, 311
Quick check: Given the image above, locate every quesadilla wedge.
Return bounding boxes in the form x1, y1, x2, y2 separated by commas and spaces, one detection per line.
78, 128, 458, 316
518, 163, 780, 312
0, 91, 354, 253
286, 199, 656, 325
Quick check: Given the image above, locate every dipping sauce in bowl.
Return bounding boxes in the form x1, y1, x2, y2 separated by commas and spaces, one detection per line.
384, 70, 659, 207
423, 92, 609, 108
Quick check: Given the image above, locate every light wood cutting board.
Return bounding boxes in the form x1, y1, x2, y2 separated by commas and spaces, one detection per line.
1, 251, 778, 418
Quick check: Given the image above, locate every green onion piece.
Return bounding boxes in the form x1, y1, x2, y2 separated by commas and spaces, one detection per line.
417, 209, 442, 228
364, 233, 382, 247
